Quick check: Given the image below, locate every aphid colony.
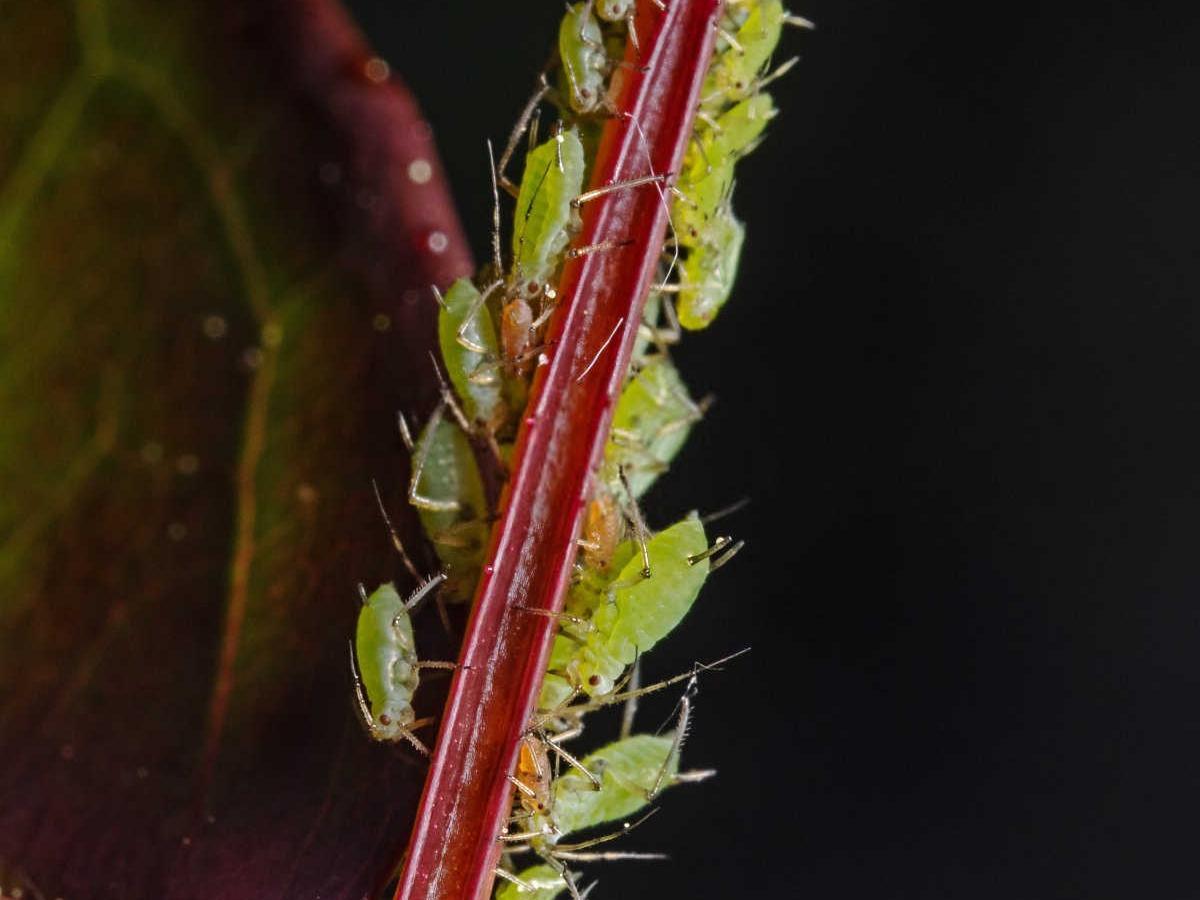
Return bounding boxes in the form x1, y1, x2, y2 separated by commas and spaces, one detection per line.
349, 2, 807, 897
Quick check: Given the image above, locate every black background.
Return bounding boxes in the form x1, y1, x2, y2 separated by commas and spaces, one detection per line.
346, 1, 1200, 896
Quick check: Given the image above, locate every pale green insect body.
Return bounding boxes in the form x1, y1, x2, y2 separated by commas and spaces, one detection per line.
702, 0, 788, 110
539, 513, 710, 708
498, 735, 685, 900
676, 207, 746, 330
353, 580, 434, 746
511, 128, 586, 301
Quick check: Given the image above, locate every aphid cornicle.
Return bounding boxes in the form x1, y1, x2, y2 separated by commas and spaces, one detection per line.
351, 576, 455, 754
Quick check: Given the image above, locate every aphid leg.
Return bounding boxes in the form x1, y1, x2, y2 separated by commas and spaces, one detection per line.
496, 74, 551, 197
546, 857, 584, 900
515, 605, 593, 630
646, 674, 698, 800
571, 172, 672, 209
406, 403, 462, 513
455, 278, 504, 354
541, 731, 602, 790
716, 26, 744, 53
552, 809, 660, 854
371, 479, 421, 582
349, 640, 375, 729
566, 648, 752, 714
566, 238, 635, 260
396, 410, 416, 453
553, 851, 669, 862
493, 867, 537, 891
618, 658, 641, 739
618, 466, 652, 579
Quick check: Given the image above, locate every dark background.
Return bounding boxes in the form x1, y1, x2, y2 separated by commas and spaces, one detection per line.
346, 1, 1200, 896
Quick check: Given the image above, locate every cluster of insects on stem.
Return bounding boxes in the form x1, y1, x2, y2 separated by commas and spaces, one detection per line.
347, 2, 812, 897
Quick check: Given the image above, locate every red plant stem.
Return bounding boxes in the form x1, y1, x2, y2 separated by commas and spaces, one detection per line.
393, 2, 720, 897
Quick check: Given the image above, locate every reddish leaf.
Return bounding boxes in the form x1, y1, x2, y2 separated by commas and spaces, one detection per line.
0, 1, 470, 897
394, 2, 722, 897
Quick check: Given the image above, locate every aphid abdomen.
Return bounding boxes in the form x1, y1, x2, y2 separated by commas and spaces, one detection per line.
572, 514, 710, 695
500, 298, 535, 367
495, 864, 566, 900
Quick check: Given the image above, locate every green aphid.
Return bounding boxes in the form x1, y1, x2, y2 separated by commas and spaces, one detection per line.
540, 513, 710, 705
558, 2, 608, 114
438, 277, 503, 425
602, 355, 704, 499
676, 92, 776, 239
511, 127, 586, 301
701, 0, 787, 108
351, 577, 452, 754
404, 405, 490, 603
677, 207, 746, 330
499, 735, 688, 899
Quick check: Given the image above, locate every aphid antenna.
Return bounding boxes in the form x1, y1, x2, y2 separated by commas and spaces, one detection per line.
568, 648, 752, 712
552, 808, 660, 854
370, 478, 422, 582
406, 402, 463, 513
646, 673, 698, 800
575, 316, 624, 384
539, 730, 602, 790
426, 352, 475, 434
699, 495, 751, 525
487, 139, 504, 275
553, 850, 669, 862
496, 73, 551, 197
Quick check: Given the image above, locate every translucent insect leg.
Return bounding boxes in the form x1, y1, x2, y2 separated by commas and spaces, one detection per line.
455, 278, 504, 355
493, 866, 536, 891
552, 850, 668, 862
552, 810, 660, 854
565, 648, 752, 715
618, 658, 641, 739
687, 535, 738, 567
618, 466, 652, 578
565, 238, 635, 261
541, 731, 602, 790
371, 478, 421, 582
348, 641, 432, 755
571, 172, 673, 209
515, 605, 594, 631
497, 74, 551, 197
754, 55, 801, 93
405, 403, 461, 513
646, 674, 698, 800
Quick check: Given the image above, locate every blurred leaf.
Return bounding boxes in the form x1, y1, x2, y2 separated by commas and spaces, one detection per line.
0, 1, 472, 897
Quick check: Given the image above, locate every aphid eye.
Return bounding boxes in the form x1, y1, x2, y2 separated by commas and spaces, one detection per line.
587, 674, 601, 687
523, 280, 541, 299
379, 713, 392, 725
